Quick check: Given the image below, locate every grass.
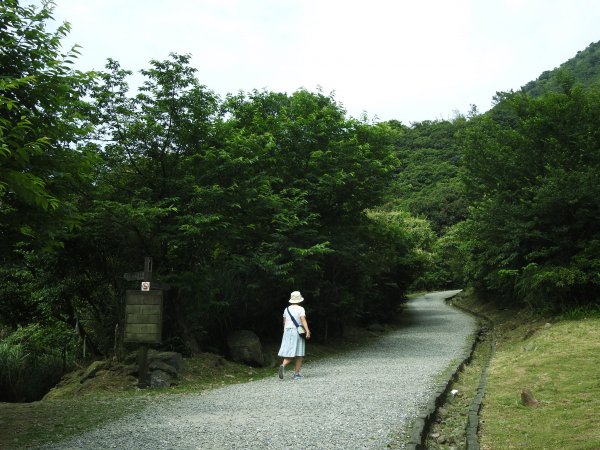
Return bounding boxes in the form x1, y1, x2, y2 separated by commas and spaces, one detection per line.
449, 291, 600, 450
0, 325, 386, 449
481, 319, 600, 449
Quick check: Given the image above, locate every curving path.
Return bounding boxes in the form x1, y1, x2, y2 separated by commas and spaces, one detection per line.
45, 290, 475, 449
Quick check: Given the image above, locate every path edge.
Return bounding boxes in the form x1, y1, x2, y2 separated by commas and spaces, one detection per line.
403, 292, 481, 450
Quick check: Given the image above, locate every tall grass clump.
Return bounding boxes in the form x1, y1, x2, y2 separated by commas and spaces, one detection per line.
0, 322, 81, 402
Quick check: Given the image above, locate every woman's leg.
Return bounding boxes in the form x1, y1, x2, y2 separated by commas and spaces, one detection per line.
279, 357, 293, 379
294, 356, 303, 373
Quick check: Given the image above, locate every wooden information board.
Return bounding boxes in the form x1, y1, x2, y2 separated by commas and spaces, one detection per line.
124, 290, 163, 344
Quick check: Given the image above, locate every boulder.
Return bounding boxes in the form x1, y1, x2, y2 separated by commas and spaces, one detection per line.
150, 369, 174, 388
80, 360, 110, 383
149, 359, 179, 377
147, 350, 184, 373
227, 330, 264, 367
125, 349, 183, 388
366, 323, 386, 332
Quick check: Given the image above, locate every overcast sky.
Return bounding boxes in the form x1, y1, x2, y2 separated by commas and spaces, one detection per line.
44, 0, 600, 124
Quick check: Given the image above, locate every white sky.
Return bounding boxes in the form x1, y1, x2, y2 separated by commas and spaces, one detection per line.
43, 0, 600, 124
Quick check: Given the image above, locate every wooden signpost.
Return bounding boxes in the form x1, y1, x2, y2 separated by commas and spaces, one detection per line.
123, 257, 164, 387
124, 290, 163, 344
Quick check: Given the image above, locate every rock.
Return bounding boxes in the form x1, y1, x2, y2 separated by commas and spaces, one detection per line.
366, 323, 385, 332
123, 364, 138, 376
149, 359, 179, 377
523, 342, 537, 352
147, 350, 184, 373
521, 389, 539, 407
213, 356, 225, 368
150, 369, 174, 388
80, 360, 110, 383
227, 330, 265, 367
124, 349, 183, 388
544, 322, 552, 328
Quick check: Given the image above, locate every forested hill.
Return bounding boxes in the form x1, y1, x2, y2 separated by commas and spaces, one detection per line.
386, 38, 600, 295
521, 40, 600, 96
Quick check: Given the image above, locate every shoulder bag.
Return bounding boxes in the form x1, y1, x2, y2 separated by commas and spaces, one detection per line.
287, 307, 306, 337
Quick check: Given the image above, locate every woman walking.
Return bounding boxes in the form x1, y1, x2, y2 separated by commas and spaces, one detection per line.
277, 291, 311, 380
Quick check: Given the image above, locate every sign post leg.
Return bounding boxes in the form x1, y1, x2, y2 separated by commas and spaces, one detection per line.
137, 344, 149, 388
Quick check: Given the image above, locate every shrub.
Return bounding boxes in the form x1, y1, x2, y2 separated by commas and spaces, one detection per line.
0, 322, 80, 402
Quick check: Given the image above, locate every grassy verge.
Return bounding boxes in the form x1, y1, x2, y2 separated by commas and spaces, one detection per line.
448, 291, 600, 449
0, 325, 386, 449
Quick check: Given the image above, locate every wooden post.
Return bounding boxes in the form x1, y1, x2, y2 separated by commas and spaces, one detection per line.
144, 257, 153, 282
137, 344, 149, 388
114, 323, 119, 361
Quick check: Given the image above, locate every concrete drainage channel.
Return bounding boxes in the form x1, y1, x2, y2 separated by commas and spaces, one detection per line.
404, 296, 496, 450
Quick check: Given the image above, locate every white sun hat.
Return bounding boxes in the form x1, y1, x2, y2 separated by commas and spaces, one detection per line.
289, 291, 304, 303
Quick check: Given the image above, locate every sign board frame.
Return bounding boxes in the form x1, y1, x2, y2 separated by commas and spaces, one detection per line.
124, 290, 163, 344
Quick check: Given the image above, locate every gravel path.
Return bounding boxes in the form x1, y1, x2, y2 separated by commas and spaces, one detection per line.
45, 290, 475, 449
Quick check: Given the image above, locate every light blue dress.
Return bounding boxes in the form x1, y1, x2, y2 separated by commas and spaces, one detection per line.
277, 306, 306, 357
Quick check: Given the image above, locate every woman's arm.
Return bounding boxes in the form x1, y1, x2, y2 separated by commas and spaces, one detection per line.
300, 316, 311, 339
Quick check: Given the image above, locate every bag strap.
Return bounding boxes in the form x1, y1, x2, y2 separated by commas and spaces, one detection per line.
286, 307, 301, 327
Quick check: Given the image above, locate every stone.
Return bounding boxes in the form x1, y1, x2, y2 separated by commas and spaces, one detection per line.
149, 359, 179, 377
366, 323, 386, 332
150, 369, 173, 388
521, 389, 539, 407
227, 330, 265, 367
124, 349, 183, 388
147, 350, 184, 372
123, 364, 138, 376
80, 360, 110, 383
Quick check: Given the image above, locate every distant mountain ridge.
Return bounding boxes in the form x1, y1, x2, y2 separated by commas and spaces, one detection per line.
521, 40, 600, 96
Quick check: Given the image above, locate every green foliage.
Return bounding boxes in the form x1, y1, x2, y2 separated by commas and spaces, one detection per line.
521, 40, 600, 97
557, 305, 600, 321
0, 0, 96, 254
44, 55, 416, 355
386, 117, 470, 235
460, 85, 600, 310
422, 221, 469, 289
367, 208, 437, 294
0, 321, 80, 402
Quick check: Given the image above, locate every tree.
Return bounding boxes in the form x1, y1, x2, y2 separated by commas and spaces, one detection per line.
460, 85, 600, 309
0, 0, 96, 399
386, 118, 470, 235
0, 0, 95, 255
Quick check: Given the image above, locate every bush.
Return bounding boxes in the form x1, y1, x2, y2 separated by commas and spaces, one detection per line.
0, 322, 80, 402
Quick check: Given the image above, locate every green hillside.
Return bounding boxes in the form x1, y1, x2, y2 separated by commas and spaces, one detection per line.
521, 40, 600, 96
